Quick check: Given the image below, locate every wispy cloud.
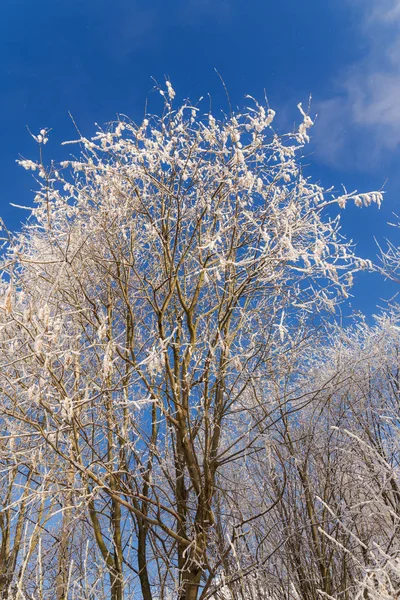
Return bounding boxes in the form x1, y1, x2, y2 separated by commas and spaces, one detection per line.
313, 0, 400, 169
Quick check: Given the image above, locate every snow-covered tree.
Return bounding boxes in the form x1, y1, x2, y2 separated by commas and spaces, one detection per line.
0, 84, 383, 600
217, 311, 400, 600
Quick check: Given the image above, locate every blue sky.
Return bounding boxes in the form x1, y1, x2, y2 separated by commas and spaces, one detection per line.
1, 0, 399, 316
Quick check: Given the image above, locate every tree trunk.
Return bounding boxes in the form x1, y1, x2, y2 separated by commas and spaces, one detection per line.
137, 519, 152, 600
110, 568, 124, 600
178, 567, 202, 600
56, 467, 74, 600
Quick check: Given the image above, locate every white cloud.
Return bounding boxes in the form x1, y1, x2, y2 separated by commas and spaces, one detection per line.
313, 0, 400, 169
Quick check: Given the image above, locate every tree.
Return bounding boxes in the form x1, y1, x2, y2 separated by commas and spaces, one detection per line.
205, 310, 400, 600
0, 83, 383, 599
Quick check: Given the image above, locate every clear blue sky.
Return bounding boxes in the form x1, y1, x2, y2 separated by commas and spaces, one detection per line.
1, 0, 399, 315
